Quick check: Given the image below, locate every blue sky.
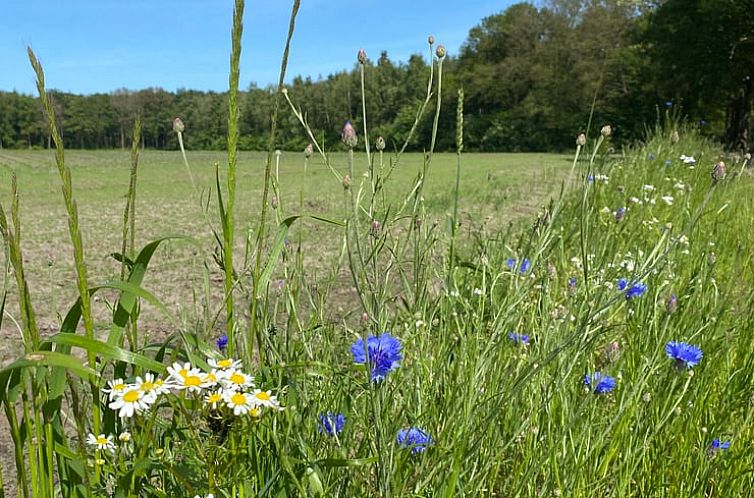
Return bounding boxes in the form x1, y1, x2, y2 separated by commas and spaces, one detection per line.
0, 0, 513, 95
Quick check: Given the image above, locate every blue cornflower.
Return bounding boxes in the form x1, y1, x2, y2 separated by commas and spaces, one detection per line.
583, 372, 616, 394
519, 258, 531, 274
665, 101, 673, 108
665, 341, 703, 368
351, 333, 402, 381
396, 427, 433, 454
700, 118, 707, 126
317, 412, 346, 436
568, 276, 577, 289
617, 278, 628, 290
588, 174, 595, 182
505, 257, 531, 274
625, 282, 647, 300
709, 438, 731, 454
615, 207, 626, 222
216, 334, 228, 350
508, 332, 530, 346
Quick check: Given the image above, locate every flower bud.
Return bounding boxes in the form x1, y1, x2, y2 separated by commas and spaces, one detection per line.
304, 143, 313, 158
275, 149, 282, 158
357, 48, 367, 65
711, 161, 726, 182
342, 174, 351, 190
600, 125, 612, 137
665, 293, 678, 314
341, 121, 358, 148
428, 34, 435, 45
172, 118, 185, 133
614, 207, 626, 222
371, 219, 381, 235
744, 153, 751, 161
576, 133, 586, 146
670, 130, 680, 143
435, 44, 446, 58
271, 195, 278, 210
375, 136, 386, 151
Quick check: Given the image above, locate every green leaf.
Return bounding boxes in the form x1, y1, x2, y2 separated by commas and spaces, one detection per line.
44, 334, 166, 373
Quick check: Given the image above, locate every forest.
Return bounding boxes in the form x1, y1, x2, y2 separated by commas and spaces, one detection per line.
0, 0, 751, 153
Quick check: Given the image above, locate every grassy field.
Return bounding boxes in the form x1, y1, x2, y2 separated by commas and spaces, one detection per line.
0, 149, 569, 357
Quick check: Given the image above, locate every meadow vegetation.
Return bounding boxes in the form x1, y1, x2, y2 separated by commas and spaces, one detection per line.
1, 1, 754, 497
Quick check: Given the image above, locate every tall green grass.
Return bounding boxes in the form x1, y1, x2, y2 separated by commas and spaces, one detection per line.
1, 2, 753, 498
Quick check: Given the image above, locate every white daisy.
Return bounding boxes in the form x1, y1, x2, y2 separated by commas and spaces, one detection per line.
223, 390, 254, 416
86, 433, 115, 452
167, 363, 209, 393
134, 373, 168, 401
109, 387, 149, 418
202, 369, 223, 388
250, 389, 281, 410
220, 369, 254, 391
204, 390, 224, 410
208, 358, 241, 370
102, 378, 127, 401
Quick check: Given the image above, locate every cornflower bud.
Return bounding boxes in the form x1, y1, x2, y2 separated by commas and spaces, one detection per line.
670, 130, 680, 143
341, 121, 358, 148
172, 117, 185, 133
665, 293, 678, 314
601, 125, 612, 137
275, 149, 282, 158
428, 34, 435, 45
436, 44, 446, 58
304, 143, 313, 158
342, 174, 351, 190
576, 133, 586, 146
357, 48, 367, 65
375, 136, 386, 151
371, 219, 381, 235
271, 195, 278, 210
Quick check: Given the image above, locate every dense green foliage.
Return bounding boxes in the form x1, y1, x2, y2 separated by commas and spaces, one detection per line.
0, 0, 752, 153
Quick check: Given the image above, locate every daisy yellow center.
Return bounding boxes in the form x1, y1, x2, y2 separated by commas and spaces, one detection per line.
218, 359, 233, 369
113, 383, 125, 391
208, 393, 222, 403
230, 373, 245, 385
205, 373, 217, 382
184, 375, 202, 387
231, 393, 247, 405
140, 381, 154, 392
123, 390, 140, 403
96, 436, 108, 445
255, 391, 271, 401
155, 379, 164, 387
178, 368, 188, 378
250, 408, 262, 418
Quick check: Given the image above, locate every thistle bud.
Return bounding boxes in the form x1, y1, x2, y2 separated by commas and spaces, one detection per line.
665, 293, 678, 314
670, 130, 680, 143
172, 118, 185, 133
341, 121, 358, 148
371, 219, 381, 235
428, 34, 435, 45
375, 136, 386, 151
711, 161, 726, 182
357, 48, 367, 65
576, 133, 586, 147
342, 174, 351, 190
275, 149, 282, 158
600, 125, 612, 137
304, 143, 313, 158
435, 44, 446, 58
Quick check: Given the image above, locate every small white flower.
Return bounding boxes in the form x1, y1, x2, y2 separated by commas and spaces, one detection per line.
221, 369, 254, 391
661, 195, 674, 205
102, 378, 127, 401
629, 196, 642, 205
86, 433, 115, 452
208, 358, 242, 370
167, 363, 210, 393
223, 390, 254, 416
118, 431, 131, 442
601, 206, 611, 214
204, 390, 224, 410
472, 288, 483, 296
643, 184, 656, 192
109, 387, 149, 418
250, 389, 281, 410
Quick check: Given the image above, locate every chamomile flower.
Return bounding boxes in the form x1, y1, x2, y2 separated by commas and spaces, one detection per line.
221, 369, 254, 390
102, 378, 127, 401
204, 391, 224, 410
168, 363, 210, 393
134, 373, 165, 401
208, 357, 242, 370
250, 389, 281, 410
109, 387, 149, 418
202, 369, 223, 388
118, 431, 131, 443
223, 390, 255, 416
86, 433, 115, 452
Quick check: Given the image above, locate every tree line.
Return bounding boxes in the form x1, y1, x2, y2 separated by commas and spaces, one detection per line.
0, 0, 751, 153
